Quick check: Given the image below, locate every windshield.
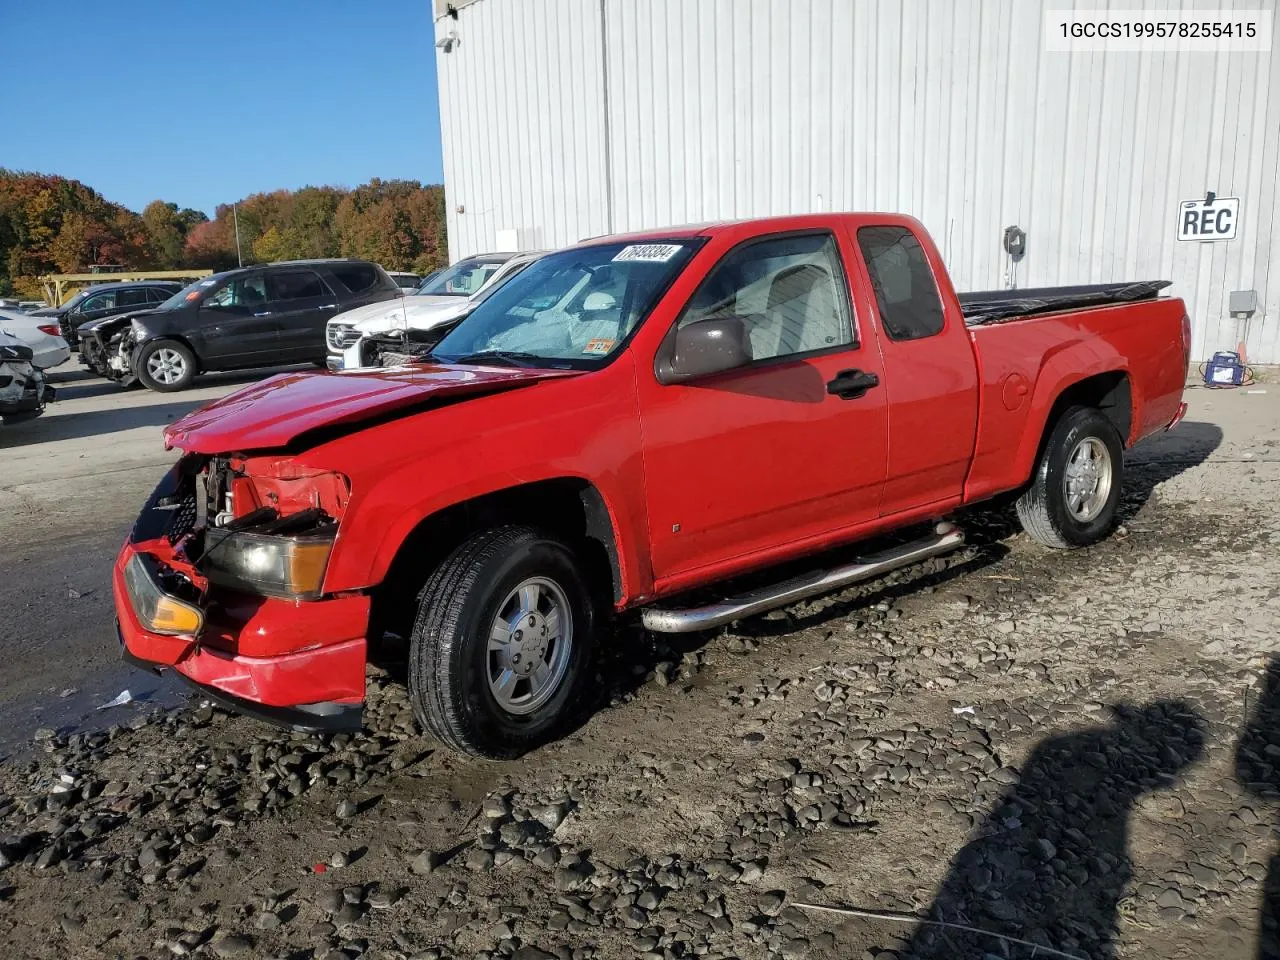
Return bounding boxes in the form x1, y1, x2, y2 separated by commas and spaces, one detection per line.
431, 240, 698, 369
55, 289, 92, 313
157, 276, 225, 310
417, 259, 507, 297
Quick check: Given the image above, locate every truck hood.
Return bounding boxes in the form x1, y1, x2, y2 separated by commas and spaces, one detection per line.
163, 365, 581, 454
78, 308, 159, 334
353, 296, 471, 334
332, 295, 466, 332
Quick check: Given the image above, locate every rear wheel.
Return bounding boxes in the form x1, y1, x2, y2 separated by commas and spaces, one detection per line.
136, 339, 196, 392
1016, 406, 1124, 548
408, 526, 596, 758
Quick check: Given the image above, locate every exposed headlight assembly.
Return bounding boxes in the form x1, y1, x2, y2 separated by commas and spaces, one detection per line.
202, 528, 336, 599
123, 553, 205, 636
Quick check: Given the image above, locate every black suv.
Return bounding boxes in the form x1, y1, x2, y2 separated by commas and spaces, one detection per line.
78, 260, 401, 392
31, 281, 183, 347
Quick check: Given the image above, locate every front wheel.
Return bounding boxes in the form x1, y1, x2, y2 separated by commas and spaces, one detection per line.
136, 339, 197, 392
1016, 406, 1124, 548
408, 527, 597, 759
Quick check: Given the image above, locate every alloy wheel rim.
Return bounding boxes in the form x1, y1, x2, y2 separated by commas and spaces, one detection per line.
1062, 436, 1113, 522
147, 348, 186, 384
486, 576, 573, 715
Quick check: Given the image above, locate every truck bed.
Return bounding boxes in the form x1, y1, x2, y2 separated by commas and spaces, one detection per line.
960, 280, 1171, 325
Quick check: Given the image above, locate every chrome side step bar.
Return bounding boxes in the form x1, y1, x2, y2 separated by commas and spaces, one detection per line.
641, 523, 964, 634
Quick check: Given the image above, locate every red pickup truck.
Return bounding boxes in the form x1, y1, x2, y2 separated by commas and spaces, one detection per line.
115, 214, 1189, 758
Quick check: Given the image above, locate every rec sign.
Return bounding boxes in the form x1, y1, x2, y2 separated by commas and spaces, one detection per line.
1177, 196, 1240, 241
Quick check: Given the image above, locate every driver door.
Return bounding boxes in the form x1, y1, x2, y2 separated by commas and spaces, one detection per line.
637, 230, 889, 586
198, 272, 278, 366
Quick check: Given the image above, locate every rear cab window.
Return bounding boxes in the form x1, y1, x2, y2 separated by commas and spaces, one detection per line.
856, 226, 945, 341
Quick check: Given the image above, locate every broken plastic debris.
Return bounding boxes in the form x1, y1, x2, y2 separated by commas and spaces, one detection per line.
1247, 389, 1267, 394
952, 705, 976, 715
96, 689, 134, 710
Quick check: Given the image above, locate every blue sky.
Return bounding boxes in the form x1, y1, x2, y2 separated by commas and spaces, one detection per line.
0, 0, 444, 215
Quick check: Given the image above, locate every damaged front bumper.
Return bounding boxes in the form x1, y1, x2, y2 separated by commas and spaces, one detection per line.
0, 363, 53, 423
115, 463, 370, 732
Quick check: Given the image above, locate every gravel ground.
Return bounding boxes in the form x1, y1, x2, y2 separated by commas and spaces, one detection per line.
1, 384, 1278, 960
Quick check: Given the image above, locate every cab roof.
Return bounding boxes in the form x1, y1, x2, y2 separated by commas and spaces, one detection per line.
572, 212, 926, 249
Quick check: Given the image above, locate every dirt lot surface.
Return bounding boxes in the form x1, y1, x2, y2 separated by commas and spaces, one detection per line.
0, 363, 308, 743
1, 374, 1279, 960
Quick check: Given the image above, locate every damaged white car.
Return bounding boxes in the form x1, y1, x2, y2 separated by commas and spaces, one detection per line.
325, 252, 543, 370
0, 328, 54, 427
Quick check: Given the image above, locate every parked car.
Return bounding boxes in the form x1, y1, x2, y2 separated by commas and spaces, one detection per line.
325, 253, 519, 368
116, 213, 1189, 758
385, 271, 422, 295
18, 301, 47, 313
0, 329, 53, 426
30, 281, 183, 347
78, 260, 402, 392
0, 309, 71, 369
330, 252, 546, 370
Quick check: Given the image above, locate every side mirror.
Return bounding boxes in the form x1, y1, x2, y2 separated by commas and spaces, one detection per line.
657, 317, 752, 384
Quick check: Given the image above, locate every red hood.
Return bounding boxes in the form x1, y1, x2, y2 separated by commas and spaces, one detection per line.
164, 365, 580, 454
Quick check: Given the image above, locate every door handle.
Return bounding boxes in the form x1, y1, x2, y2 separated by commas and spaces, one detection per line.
254, 311, 273, 317
318, 304, 337, 310
826, 368, 880, 400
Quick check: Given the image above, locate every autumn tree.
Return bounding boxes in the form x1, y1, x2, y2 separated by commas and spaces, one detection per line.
0, 170, 449, 296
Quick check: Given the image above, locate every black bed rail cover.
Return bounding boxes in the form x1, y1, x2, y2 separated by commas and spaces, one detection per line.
961, 280, 1172, 325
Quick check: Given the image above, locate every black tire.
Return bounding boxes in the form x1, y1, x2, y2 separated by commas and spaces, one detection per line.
408, 526, 597, 759
135, 339, 197, 392
1016, 406, 1124, 548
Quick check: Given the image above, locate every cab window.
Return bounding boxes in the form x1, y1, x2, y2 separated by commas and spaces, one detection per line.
856, 226, 945, 341
269, 270, 328, 301
205, 276, 268, 308
116, 288, 152, 307
80, 291, 117, 313
677, 232, 854, 361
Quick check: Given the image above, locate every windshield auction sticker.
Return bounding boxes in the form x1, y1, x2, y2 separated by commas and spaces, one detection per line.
612, 244, 683, 263
583, 337, 616, 355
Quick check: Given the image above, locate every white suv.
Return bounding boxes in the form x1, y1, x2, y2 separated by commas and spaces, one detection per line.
326, 252, 541, 370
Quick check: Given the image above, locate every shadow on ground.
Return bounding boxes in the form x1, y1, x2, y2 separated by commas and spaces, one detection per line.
897, 700, 1206, 959
1237, 655, 1280, 960
1, 399, 211, 444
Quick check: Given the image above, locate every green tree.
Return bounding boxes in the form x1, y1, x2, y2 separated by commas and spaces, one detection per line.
251, 225, 290, 263
142, 200, 187, 268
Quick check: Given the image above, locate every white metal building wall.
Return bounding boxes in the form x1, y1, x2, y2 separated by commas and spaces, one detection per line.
435, 0, 1280, 363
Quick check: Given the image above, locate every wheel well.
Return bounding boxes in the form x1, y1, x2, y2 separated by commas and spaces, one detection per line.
1044, 370, 1132, 447
369, 478, 622, 644
138, 335, 204, 373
